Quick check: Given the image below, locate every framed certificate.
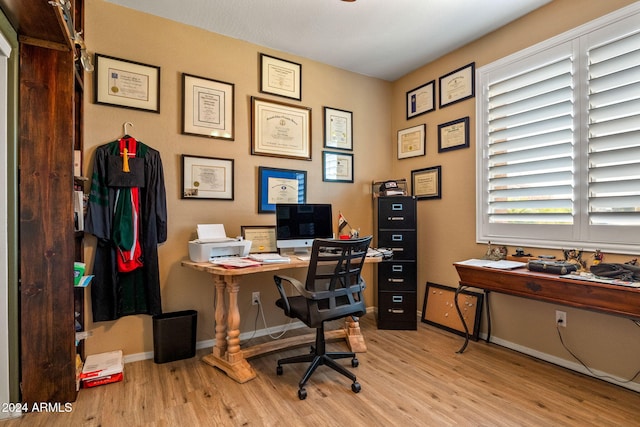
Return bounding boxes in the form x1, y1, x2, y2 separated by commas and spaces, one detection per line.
251, 97, 312, 160
323, 151, 354, 183
411, 166, 441, 200
258, 166, 307, 213
397, 124, 426, 159
241, 226, 277, 253
182, 73, 234, 140
323, 107, 353, 150
406, 80, 435, 119
181, 155, 234, 200
260, 53, 302, 100
438, 117, 470, 153
439, 62, 475, 108
94, 54, 160, 113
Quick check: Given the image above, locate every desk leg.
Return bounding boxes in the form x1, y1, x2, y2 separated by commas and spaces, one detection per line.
202, 275, 256, 383
212, 276, 227, 359
345, 316, 367, 353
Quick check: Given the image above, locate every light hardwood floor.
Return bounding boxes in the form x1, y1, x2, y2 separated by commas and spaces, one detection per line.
3, 315, 639, 427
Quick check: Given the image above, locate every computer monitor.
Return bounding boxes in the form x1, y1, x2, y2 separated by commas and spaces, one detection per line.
275, 203, 333, 254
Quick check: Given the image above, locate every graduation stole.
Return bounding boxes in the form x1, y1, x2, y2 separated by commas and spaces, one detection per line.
112, 137, 143, 273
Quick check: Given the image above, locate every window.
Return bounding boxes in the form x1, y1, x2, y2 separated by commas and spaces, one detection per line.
476, 4, 640, 254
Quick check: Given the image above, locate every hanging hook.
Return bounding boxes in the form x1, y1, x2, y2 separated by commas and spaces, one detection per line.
123, 122, 133, 136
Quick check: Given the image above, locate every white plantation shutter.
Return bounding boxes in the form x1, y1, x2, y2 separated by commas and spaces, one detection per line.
477, 4, 640, 253
587, 29, 640, 241
487, 55, 575, 226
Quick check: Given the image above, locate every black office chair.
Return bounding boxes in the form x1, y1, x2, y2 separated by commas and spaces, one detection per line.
273, 236, 372, 400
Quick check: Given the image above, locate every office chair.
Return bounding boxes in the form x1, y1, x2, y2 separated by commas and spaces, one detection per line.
273, 236, 372, 400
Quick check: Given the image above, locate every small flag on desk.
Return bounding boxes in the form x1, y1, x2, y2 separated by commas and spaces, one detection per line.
338, 212, 350, 235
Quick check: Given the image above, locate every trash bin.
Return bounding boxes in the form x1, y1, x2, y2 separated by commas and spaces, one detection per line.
152, 310, 197, 364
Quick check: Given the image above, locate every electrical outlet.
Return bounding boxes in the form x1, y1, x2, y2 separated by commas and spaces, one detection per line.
555, 310, 567, 327
252, 292, 260, 306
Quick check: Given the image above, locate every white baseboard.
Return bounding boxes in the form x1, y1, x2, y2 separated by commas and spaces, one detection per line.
123, 308, 379, 365
484, 334, 640, 393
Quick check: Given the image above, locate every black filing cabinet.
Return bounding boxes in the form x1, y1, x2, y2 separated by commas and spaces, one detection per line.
376, 196, 417, 330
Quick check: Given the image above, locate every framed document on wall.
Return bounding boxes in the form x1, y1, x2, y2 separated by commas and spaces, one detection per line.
260, 53, 302, 100
251, 97, 312, 160
94, 54, 160, 113
182, 73, 234, 140
258, 166, 307, 213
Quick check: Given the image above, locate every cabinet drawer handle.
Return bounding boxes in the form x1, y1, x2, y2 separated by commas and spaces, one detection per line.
392, 265, 403, 272
388, 278, 405, 283
388, 309, 405, 314
387, 216, 405, 221
392, 295, 403, 303
391, 235, 403, 241
391, 248, 404, 252
391, 204, 403, 211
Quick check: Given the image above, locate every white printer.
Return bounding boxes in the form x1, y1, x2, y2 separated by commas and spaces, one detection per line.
188, 224, 252, 262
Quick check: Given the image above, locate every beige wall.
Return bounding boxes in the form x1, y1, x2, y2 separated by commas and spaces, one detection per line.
83, 0, 391, 356
391, 0, 639, 386
85, 0, 639, 387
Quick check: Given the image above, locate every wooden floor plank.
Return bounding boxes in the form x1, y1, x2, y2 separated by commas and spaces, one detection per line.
4, 315, 639, 426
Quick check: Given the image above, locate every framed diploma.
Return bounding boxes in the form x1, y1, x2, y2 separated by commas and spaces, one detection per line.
241, 226, 277, 253
251, 97, 312, 160
438, 117, 470, 153
258, 166, 307, 213
94, 54, 160, 113
397, 124, 426, 159
323, 107, 353, 150
439, 62, 475, 108
323, 151, 354, 183
181, 73, 234, 140
406, 80, 435, 119
181, 155, 234, 200
411, 166, 441, 200
260, 53, 302, 100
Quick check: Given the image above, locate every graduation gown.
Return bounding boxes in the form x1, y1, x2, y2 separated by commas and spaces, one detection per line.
85, 138, 167, 322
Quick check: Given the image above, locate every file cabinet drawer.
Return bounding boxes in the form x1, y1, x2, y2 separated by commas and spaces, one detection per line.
377, 231, 416, 260
377, 291, 417, 330
377, 197, 416, 229
378, 262, 416, 291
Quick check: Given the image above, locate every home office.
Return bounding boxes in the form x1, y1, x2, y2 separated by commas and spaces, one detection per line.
2, 0, 640, 425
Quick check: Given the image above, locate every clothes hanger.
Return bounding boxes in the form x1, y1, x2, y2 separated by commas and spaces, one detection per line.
123, 121, 134, 138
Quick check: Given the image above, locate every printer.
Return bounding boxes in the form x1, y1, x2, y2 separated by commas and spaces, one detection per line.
188, 224, 252, 262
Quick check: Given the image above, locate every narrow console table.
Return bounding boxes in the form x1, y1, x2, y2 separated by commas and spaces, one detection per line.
453, 262, 640, 353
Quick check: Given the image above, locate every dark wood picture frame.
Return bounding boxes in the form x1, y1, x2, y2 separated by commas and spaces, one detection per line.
421, 282, 484, 341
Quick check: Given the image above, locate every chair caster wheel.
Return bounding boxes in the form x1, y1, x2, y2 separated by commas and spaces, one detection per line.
351, 357, 359, 368
276, 365, 283, 376
351, 382, 361, 393
298, 388, 307, 400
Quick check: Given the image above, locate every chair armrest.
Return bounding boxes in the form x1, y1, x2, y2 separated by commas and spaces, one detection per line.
273, 274, 308, 316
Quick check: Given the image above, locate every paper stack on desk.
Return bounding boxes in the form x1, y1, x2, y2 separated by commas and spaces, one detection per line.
248, 253, 290, 263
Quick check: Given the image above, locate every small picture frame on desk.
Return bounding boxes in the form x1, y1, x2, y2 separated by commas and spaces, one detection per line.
241, 226, 277, 253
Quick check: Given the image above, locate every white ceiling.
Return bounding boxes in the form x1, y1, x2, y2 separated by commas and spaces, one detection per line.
105, 0, 551, 81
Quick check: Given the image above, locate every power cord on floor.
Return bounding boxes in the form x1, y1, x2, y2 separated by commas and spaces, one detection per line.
555, 319, 640, 384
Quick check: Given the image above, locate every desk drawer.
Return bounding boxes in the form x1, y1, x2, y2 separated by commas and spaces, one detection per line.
378, 261, 416, 291
378, 291, 417, 330
377, 231, 416, 260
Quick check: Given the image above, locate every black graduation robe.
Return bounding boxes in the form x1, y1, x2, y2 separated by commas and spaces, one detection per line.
85, 138, 167, 321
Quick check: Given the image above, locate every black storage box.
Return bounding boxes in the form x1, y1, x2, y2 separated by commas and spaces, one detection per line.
152, 310, 197, 364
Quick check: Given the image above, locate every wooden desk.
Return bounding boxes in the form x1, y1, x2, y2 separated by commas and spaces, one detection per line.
182, 256, 380, 383
453, 263, 640, 353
